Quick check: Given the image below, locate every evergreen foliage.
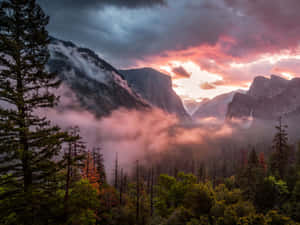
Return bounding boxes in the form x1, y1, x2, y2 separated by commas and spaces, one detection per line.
271, 117, 290, 178
0, 0, 68, 224
1, 1, 300, 225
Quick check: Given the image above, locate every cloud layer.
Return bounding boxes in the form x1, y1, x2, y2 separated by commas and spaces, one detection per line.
172, 66, 191, 79
39, 0, 166, 10
43, 85, 240, 175
38, 0, 300, 99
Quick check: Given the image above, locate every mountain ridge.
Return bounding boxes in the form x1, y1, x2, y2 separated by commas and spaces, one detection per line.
47, 38, 149, 117
192, 90, 246, 120
227, 75, 300, 121
120, 68, 190, 119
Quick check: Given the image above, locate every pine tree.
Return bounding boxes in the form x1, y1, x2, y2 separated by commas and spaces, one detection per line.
174, 166, 179, 178
0, 1, 68, 224
191, 160, 195, 174
197, 162, 206, 183
114, 152, 118, 189
241, 149, 249, 168
222, 159, 227, 178
248, 148, 259, 167
119, 168, 123, 205
63, 126, 86, 219
82, 151, 100, 189
123, 172, 128, 194
259, 152, 267, 173
146, 168, 151, 193
296, 143, 300, 171
150, 166, 154, 217
240, 148, 260, 200
92, 147, 106, 186
211, 160, 217, 187
271, 116, 289, 178
136, 160, 140, 223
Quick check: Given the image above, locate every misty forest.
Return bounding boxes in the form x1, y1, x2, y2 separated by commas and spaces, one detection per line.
1, 0, 300, 225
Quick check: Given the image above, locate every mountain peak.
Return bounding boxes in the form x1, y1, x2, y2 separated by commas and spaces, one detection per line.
227, 74, 300, 121
270, 74, 287, 81
123, 67, 172, 81
253, 75, 269, 81
248, 74, 288, 98
48, 38, 149, 117
192, 90, 245, 120
120, 68, 189, 119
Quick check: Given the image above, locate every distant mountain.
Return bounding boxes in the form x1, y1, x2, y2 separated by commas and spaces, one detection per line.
120, 68, 189, 119
183, 99, 200, 115
47, 38, 149, 117
192, 90, 245, 120
248, 75, 288, 98
226, 75, 300, 121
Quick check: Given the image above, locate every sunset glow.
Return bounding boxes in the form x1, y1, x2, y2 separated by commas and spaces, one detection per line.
156, 61, 248, 101
146, 49, 300, 101
42, 0, 300, 102
3, 1, 300, 224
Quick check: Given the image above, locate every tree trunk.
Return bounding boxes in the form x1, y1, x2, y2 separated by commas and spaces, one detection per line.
136, 161, 140, 224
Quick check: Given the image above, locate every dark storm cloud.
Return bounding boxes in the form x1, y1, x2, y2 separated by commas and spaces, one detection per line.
224, 0, 300, 32
172, 66, 191, 79
220, 0, 300, 57
39, 0, 166, 10
37, 0, 300, 73
37, 0, 235, 67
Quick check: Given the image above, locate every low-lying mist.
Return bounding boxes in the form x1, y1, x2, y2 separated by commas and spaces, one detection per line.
44, 85, 300, 179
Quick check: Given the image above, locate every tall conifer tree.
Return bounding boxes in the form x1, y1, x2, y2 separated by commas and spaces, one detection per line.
63, 126, 86, 219
271, 116, 289, 178
92, 146, 106, 186
0, 0, 67, 224
114, 152, 118, 189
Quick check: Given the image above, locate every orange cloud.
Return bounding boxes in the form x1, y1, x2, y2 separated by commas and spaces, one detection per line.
200, 82, 216, 90
132, 35, 300, 101
172, 66, 191, 79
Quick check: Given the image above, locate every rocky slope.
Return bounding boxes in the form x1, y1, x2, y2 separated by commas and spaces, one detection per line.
120, 68, 189, 119
248, 75, 288, 98
226, 75, 300, 121
47, 38, 149, 117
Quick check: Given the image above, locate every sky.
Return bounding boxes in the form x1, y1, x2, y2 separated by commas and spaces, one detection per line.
38, 0, 300, 102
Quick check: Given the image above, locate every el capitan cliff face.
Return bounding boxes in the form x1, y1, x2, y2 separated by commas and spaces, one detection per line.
120, 68, 189, 119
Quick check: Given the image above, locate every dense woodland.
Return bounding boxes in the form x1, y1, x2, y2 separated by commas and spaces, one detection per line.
1, 0, 300, 225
